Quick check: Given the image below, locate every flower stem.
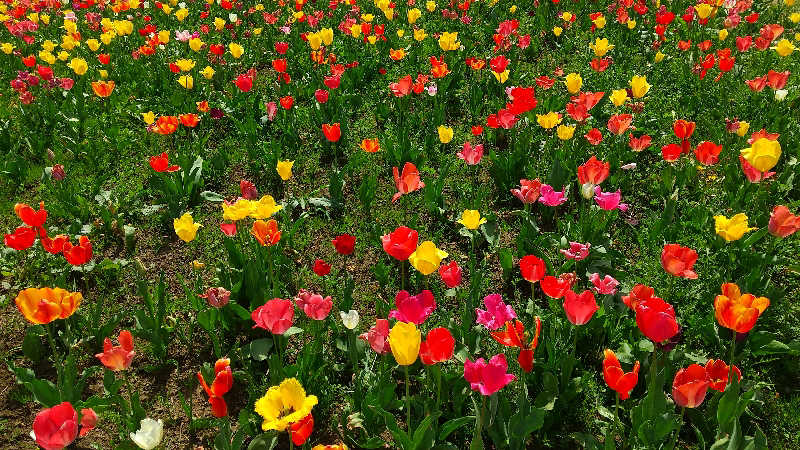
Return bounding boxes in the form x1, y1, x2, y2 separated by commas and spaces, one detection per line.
668, 407, 685, 450
613, 394, 621, 447
404, 365, 412, 432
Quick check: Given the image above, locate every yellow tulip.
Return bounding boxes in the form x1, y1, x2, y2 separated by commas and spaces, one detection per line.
320, 28, 333, 45
173, 213, 202, 242
627, 19, 636, 29
771, 39, 795, 57
736, 121, 749, 137
189, 38, 205, 52
592, 14, 606, 29
409, 241, 448, 276
414, 29, 427, 41
537, 112, 562, 129
175, 59, 195, 72
564, 73, 582, 93
438, 31, 460, 51
694, 4, 713, 19
308, 32, 322, 50
142, 111, 155, 125
86, 39, 100, 51
178, 75, 194, 89
175, 8, 188, 21
629, 75, 650, 98
714, 213, 756, 242
254, 378, 318, 432
229, 43, 244, 59
741, 138, 781, 172
389, 321, 421, 365
610, 89, 628, 107
655, 51, 665, 63
553, 26, 563, 36
1, 42, 14, 54
249, 195, 283, 219
458, 210, 487, 230
158, 30, 170, 44
68, 57, 87, 75
426, 1, 436, 12
590, 37, 614, 57
276, 160, 294, 181
718, 29, 728, 41
437, 125, 454, 144
492, 69, 509, 83
407, 8, 421, 24
557, 124, 576, 140
222, 198, 252, 221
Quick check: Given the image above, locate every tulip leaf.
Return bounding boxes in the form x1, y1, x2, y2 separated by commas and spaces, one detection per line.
248, 338, 274, 361
247, 432, 279, 450
200, 190, 224, 202
438, 416, 475, 441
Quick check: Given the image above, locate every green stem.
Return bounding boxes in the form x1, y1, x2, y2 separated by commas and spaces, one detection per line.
614, 394, 621, 447
404, 365, 412, 432
401, 260, 407, 292
45, 324, 61, 365
728, 332, 736, 388
668, 407, 685, 450
267, 247, 277, 298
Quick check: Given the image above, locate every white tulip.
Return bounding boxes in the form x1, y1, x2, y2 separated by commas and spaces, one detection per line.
340, 310, 360, 330
130, 418, 163, 450
775, 89, 788, 101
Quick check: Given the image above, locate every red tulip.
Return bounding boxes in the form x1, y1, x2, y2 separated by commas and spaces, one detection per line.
4, 226, 37, 250
197, 358, 233, 417
519, 255, 546, 283
149, 152, 180, 172
439, 261, 462, 288
359, 318, 390, 354
233, 74, 253, 92
251, 298, 294, 335
95, 330, 135, 371
313, 259, 331, 276
32, 402, 79, 450
490, 317, 542, 372
768, 205, 800, 238
584, 128, 603, 145
290, 414, 314, 446
14, 201, 47, 228
705, 359, 742, 392
603, 349, 640, 400
622, 284, 658, 310
279, 95, 294, 110
563, 290, 598, 325
322, 123, 341, 142
694, 141, 723, 165
510, 178, 542, 204
419, 327, 455, 365
577, 156, 610, 186
220, 223, 237, 236
628, 133, 652, 151
661, 143, 683, 162
381, 226, 418, 261
62, 236, 92, 265
673, 119, 696, 140
607, 114, 633, 136
672, 364, 710, 408
332, 234, 356, 255
660, 244, 698, 279
540, 274, 574, 298
78, 408, 98, 437
635, 297, 679, 343
392, 162, 425, 203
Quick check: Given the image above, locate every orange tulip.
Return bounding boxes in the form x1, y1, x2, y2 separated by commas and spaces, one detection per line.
392, 162, 425, 203
152, 116, 180, 135
602, 349, 639, 400
252, 219, 281, 246
714, 283, 769, 333
14, 201, 47, 228
15, 287, 82, 324
180, 113, 200, 127
360, 138, 380, 153
91, 80, 115, 97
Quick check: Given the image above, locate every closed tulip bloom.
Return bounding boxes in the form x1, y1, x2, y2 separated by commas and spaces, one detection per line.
519, 255, 546, 283
389, 290, 436, 325
389, 321, 421, 365
577, 156, 610, 186
419, 327, 455, 365
32, 402, 79, 450
635, 297, 679, 343
409, 241, 448, 275
359, 319, 390, 354
603, 349, 640, 400
464, 354, 516, 396
590, 37, 614, 56
252, 298, 294, 335
629, 75, 650, 98
95, 330, 135, 371
563, 290, 598, 325
149, 152, 180, 172
332, 234, 356, 255
714, 283, 769, 333
437, 125, 454, 143
741, 137, 781, 172
91, 80, 114, 97
360, 138, 380, 153
457, 210, 486, 230
173, 213, 202, 242
254, 378, 318, 431
673, 120, 696, 140
564, 73, 582, 93
276, 160, 294, 181
672, 364, 710, 408
15, 287, 82, 324
289, 414, 314, 446
714, 213, 756, 241
197, 358, 233, 417
694, 141, 723, 165
392, 162, 425, 203
251, 219, 281, 246
322, 123, 341, 142
511, 178, 542, 204
705, 359, 742, 392
661, 244, 699, 279
381, 226, 418, 260
476, 294, 517, 330
768, 205, 800, 237
439, 261, 462, 288
610, 89, 628, 106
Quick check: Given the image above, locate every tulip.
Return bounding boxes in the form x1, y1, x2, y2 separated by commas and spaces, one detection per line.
15, 287, 82, 324
392, 162, 425, 203
197, 358, 233, 417
476, 294, 516, 330
276, 160, 294, 181
457, 210, 486, 230
389, 290, 436, 324
95, 330, 135, 371
457, 142, 483, 165
557, 124, 576, 140
705, 359, 742, 392
255, 378, 319, 432
603, 349, 640, 400
408, 241, 448, 276
173, 213, 202, 242
561, 241, 590, 260
464, 354, 516, 396
91, 80, 114, 97
199, 287, 231, 308
673, 120, 696, 140
563, 290, 598, 325
714, 213, 756, 241
149, 152, 180, 172
519, 255, 546, 283
511, 178, 542, 204
419, 327, 455, 365
622, 284, 657, 310
312, 444, 348, 450
5, 226, 37, 250
322, 123, 341, 142
564, 73, 582, 93
768, 205, 800, 237
295, 290, 333, 320
536, 111, 563, 129
577, 156, 610, 187
252, 298, 294, 335
381, 226, 418, 261
741, 137, 781, 172
590, 37, 614, 56
251, 219, 281, 246
593, 187, 628, 211
490, 317, 542, 372
437, 125, 454, 143
439, 261, 462, 288
332, 234, 356, 255
538, 184, 567, 206
607, 114, 633, 136
660, 244, 698, 279
78, 408, 98, 437
672, 364, 710, 408
31, 402, 78, 450
610, 89, 628, 106
360, 138, 380, 153
635, 297, 679, 343
389, 321, 421, 365
694, 141, 723, 165
714, 283, 769, 333
250, 195, 283, 220
359, 319, 390, 354
590, 273, 619, 295
540, 274, 574, 298
629, 75, 650, 98
340, 310, 360, 329
15, 201, 47, 228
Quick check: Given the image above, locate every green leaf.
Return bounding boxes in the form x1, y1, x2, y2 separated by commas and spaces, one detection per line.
411, 411, 441, 449
717, 382, 740, 426
249, 338, 274, 361
438, 416, 475, 441
283, 326, 304, 337
201, 191, 225, 202
22, 326, 44, 362
247, 432, 279, 450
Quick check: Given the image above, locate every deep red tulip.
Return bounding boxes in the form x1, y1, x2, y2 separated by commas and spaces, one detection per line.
635, 297, 679, 343
313, 259, 331, 276
381, 226, 418, 261
332, 234, 356, 255
419, 327, 455, 365
563, 290, 598, 325
672, 364, 710, 408
519, 255, 546, 283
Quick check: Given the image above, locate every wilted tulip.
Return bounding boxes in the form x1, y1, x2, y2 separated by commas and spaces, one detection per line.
359, 319, 390, 354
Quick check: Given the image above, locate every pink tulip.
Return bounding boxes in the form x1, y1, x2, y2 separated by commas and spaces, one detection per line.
464, 354, 516, 396
389, 290, 436, 325
457, 142, 484, 165
563, 290, 598, 325
538, 184, 567, 206
252, 298, 294, 334
593, 186, 628, 211
511, 178, 542, 204
561, 241, 590, 260
476, 294, 516, 330
359, 319, 390, 354
32, 402, 78, 450
590, 273, 619, 295
294, 290, 333, 320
